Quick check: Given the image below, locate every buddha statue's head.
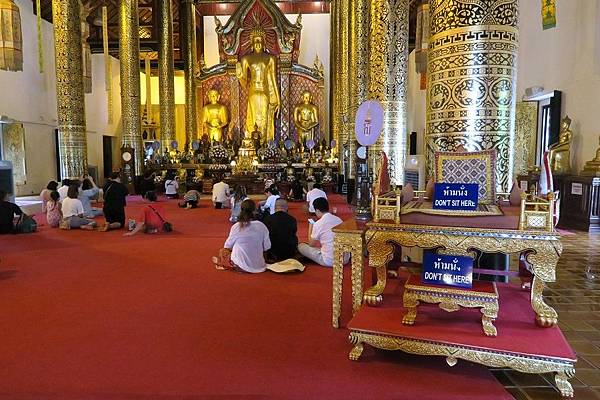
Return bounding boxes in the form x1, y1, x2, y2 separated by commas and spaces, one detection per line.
207, 89, 220, 104
250, 26, 266, 53
301, 91, 312, 104
560, 115, 572, 132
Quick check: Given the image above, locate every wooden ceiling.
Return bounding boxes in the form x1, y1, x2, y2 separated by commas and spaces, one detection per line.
32, 0, 419, 70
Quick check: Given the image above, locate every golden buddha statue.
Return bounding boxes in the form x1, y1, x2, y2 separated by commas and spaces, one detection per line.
201, 89, 229, 142
581, 136, 600, 176
236, 26, 280, 144
548, 116, 573, 175
294, 91, 319, 142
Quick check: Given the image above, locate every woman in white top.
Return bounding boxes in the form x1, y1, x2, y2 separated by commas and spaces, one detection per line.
213, 199, 271, 273
164, 174, 179, 199
62, 185, 97, 229
79, 177, 103, 218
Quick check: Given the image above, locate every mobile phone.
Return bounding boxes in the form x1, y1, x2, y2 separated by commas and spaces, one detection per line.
308, 218, 315, 225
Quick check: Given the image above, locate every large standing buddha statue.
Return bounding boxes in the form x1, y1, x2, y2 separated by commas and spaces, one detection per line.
236, 26, 281, 143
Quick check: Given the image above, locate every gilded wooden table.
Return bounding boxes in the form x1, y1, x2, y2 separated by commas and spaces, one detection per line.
363, 220, 562, 327
331, 218, 366, 328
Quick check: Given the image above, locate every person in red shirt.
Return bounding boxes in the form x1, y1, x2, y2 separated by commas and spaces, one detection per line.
124, 191, 169, 236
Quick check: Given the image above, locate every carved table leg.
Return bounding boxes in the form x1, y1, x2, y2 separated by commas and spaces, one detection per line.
351, 246, 364, 314
555, 368, 575, 398
363, 240, 394, 307
402, 291, 419, 325
481, 303, 498, 337
349, 332, 365, 361
531, 275, 558, 327
332, 245, 344, 328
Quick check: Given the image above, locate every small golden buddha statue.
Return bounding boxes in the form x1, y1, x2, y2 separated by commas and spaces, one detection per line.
294, 91, 319, 142
236, 26, 280, 144
548, 116, 573, 175
581, 136, 600, 176
201, 89, 229, 142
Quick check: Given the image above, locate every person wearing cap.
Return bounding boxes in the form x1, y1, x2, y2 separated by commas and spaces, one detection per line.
264, 199, 298, 262
298, 197, 347, 267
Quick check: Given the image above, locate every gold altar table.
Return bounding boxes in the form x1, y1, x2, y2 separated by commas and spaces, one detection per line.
363, 206, 562, 328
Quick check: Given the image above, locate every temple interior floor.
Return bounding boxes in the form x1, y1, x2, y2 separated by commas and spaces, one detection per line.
2, 195, 600, 399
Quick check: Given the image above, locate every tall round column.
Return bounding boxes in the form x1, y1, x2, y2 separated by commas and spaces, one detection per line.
119, 0, 143, 175
336, 0, 350, 176
181, 0, 198, 149
425, 0, 519, 192
368, 0, 409, 186
329, 0, 339, 156
158, 0, 175, 149
52, 0, 87, 179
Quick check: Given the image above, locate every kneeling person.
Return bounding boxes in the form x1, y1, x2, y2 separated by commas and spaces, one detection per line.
298, 197, 345, 267
264, 199, 298, 262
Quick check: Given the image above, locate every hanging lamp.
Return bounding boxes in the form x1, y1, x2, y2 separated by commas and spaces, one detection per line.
0, 0, 23, 71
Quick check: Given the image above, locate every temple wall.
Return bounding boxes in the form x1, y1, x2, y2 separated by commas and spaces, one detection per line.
203, 13, 331, 138
406, 50, 427, 156
0, 0, 122, 195
516, 0, 600, 172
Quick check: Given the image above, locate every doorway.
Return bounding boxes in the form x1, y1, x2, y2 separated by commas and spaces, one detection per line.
103, 136, 114, 178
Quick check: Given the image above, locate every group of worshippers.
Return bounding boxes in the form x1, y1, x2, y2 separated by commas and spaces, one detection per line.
211, 178, 344, 273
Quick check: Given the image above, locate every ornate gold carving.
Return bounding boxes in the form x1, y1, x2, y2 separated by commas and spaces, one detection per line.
159, 0, 176, 148
426, 0, 519, 192
80, 1, 92, 94
1, 122, 26, 185
348, 331, 575, 398
403, 279, 499, 337
181, 0, 198, 148
368, 0, 409, 184
514, 102, 538, 176
53, 0, 87, 179
364, 222, 562, 326
332, 229, 365, 328
0, 0, 22, 71
336, 0, 350, 173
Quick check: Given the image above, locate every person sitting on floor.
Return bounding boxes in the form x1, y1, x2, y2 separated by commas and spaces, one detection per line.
212, 178, 230, 209
264, 199, 298, 262
306, 183, 327, 214
0, 190, 23, 234
180, 189, 202, 209
100, 172, 129, 231
212, 199, 271, 273
57, 179, 71, 202
288, 178, 306, 202
40, 180, 58, 212
164, 173, 179, 199
46, 190, 62, 228
229, 185, 248, 223
80, 176, 103, 218
260, 185, 280, 217
61, 184, 97, 230
298, 197, 347, 267
125, 191, 170, 236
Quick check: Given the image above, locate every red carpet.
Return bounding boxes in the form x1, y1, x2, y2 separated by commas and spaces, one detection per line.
0, 195, 510, 399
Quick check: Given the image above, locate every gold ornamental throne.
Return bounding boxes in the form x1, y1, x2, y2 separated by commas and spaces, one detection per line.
197, 0, 326, 146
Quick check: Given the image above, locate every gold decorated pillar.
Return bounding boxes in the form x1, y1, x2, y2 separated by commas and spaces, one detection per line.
80, 1, 92, 93
425, 0, 519, 192
334, 0, 350, 176
119, 0, 143, 175
52, 0, 87, 179
368, 0, 409, 185
329, 0, 339, 151
347, 0, 369, 180
181, 0, 198, 148
158, 0, 176, 149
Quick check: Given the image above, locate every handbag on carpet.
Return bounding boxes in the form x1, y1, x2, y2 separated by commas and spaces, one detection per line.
16, 214, 37, 233
59, 217, 71, 230
148, 205, 173, 232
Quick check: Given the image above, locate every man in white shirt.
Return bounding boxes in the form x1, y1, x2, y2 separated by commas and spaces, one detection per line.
298, 197, 347, 267
212, 179, 230, 209
261, 187, 280, 215
306, 183, 327, 214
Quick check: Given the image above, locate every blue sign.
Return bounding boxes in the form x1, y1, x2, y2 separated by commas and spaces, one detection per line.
433, 183, 479, 211
422, 252, 474, 289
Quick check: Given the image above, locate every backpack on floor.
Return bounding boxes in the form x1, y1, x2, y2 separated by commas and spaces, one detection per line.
16, 214, 37, 233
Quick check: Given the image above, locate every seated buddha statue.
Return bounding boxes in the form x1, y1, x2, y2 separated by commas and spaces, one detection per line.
294, 91, 319, 143
548, 116, 573, 175
201, 89, 229, 142
581, 136, 600, 176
